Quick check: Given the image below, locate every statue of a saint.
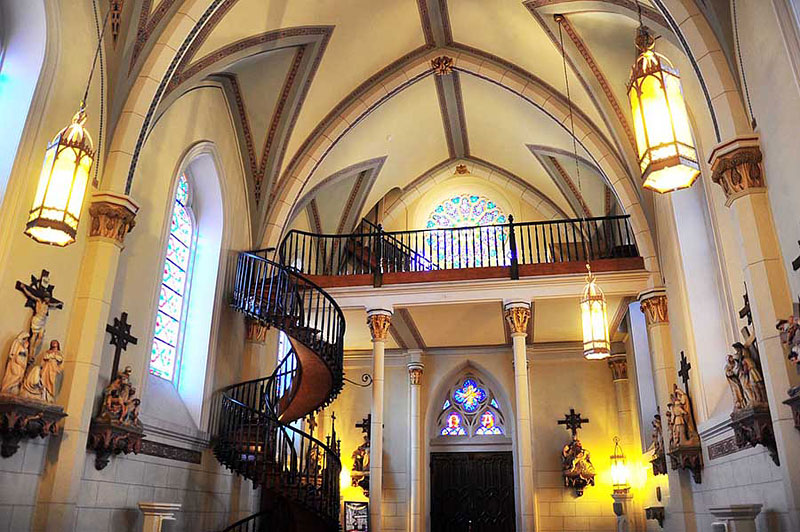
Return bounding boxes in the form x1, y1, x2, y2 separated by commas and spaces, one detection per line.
40, 340, 64, 403
1, 332, 31, 395
99, 366, 133, 423
561, 436, 596, 496
778, 317, 800, 367
667, 384, 698, 448
725, 353, 746, 410
737, 342, 768, 405
19, 364, 44, 401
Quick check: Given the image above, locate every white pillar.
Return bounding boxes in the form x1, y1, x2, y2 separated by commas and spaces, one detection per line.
504, 300, 535, 532
407, 351, 424, 532
638, 289, 696, 532
138, 502, 181, 532
367, 308, 392, 532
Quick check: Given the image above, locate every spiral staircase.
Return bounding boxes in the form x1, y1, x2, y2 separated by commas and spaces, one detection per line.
211, 251, 346, 531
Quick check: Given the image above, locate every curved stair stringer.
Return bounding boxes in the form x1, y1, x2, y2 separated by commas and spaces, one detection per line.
211, 252, 346, 532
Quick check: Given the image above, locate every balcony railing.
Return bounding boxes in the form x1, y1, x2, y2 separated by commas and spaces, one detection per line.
278, 214, 641, 286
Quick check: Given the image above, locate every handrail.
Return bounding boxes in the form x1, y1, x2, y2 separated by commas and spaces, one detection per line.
278, 214, 639, 282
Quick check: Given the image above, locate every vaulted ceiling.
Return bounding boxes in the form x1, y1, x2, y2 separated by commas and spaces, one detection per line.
108, 0, 731, 241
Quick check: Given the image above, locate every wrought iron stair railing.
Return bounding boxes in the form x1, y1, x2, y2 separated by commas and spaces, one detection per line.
212, 253, 346, 531
279, 214, 640, 284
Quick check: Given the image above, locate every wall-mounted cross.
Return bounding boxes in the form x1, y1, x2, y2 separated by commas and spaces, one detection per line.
355, 414, 371, 440
739, 285, 752, 326
106, 311, 138, 380
678, 351, 692, 393
558, 408, 589, 438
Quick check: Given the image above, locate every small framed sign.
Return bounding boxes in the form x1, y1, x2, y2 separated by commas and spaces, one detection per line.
344, 501, 369, 531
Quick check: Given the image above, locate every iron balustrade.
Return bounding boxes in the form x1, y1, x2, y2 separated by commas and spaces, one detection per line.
211, 352, 341, 530
279, 214, 638, 283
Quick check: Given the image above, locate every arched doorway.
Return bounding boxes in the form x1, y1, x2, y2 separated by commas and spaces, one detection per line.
429, 370, 516, 532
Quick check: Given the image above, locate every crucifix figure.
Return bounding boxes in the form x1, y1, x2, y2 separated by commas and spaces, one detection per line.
678, 351, 692, 394
558, 408, 589, 438
16, 270, 63, 357
739, 286, 752, 326
106, 312, 138, 380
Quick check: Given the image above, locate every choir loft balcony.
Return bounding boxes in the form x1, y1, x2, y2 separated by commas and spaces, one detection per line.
277, 215, 644, 289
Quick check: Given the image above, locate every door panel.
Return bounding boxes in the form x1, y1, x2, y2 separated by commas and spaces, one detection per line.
430, 451, 516, 532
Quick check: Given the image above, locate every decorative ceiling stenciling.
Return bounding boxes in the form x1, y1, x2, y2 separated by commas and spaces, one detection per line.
524, 0, 668, 27
129, 0, 179, 71
550, 156, 593, 217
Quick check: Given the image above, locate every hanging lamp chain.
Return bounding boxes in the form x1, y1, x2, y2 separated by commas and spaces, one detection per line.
81, 2, 112, 109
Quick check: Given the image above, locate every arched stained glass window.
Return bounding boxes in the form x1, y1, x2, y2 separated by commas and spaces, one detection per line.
150, 174, 195, 381
425, 193, 509, 268
437, 374, 505, 437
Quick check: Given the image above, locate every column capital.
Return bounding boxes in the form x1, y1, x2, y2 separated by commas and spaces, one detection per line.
607, 355, 628, 381
367, 309, 392, 342
88, 191, 139, 246
638, 288, 669, 326
408, 362, 424, 385
504, 301, 531, 336
708, 135, 765, 207
246, 318, 269, 343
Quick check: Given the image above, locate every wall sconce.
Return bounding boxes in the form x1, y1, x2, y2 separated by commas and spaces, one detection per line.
610, 436, 630, 494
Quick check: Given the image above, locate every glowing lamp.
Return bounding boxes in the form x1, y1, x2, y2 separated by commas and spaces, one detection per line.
627, 27, 699, 193
25, 106, 94, 246
340, 467, 351, 489
581, 265, 610, 360
610, 436, 630, 494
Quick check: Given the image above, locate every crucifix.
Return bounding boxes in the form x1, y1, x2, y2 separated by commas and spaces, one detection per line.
678, 351, 692, 394
558, 408, 589, 438
106, 312, 138, 380
15, 269, 63, 357
355, 414, 371, 441
739, 285, 753, 326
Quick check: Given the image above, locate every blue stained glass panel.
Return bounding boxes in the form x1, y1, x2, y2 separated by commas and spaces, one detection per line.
442, 399, 451, 411
475, 410, 503, 435
490, 398, 500, 409
150, 174, 194, 381
453, 378, 487, 413
440, 412, 466, 436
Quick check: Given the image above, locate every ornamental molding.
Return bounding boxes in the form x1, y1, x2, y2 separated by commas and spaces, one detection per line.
504, 306, 531, 335
607, 355, 628, 381
639, 294, 669, 326
367, 312, 392, 342
408, 362, 424, 385
88, 201, 138, 245
431, 55, 454, 76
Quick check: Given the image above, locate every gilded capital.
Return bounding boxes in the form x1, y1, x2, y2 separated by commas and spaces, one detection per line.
607, 355, 628, 381
88, 192, 139, 245
246, 318, 269, 343
504, 306, 531, 336
431, 55, 454, 76
640, 294, 668, 326
709, 137, 765, 206
367, 311, 392, 342
408, 362, 424, 385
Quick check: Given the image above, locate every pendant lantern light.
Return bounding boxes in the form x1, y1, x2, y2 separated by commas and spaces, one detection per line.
581, 265, 610, 360
24, 7, 108, 246
25, 107, 94, 246
610, 436, 631, 494
627, 24, 699, 193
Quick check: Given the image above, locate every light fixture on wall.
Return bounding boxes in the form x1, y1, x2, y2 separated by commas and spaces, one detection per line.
627, 5, 699, 194
610, 436, 630, 494
24, 6, 108, 246
581, 265, 610, 360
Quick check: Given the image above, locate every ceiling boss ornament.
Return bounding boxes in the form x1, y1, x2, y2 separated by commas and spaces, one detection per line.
627, 12, 699, 193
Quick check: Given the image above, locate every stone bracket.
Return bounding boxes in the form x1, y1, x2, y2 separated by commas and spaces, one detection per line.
87, 418, 144, 470
668, 445, 703, 484
730, 406, 779, 466
0, 394, 66, 458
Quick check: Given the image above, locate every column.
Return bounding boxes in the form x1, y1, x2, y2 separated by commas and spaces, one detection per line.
407, 351, 424, 532
367, 308, 392, 532
33, 191, 139, 531
504, 301, 535, 532
608, 355, 644, 532
638, 290, 696, 532
710, 136, 800, 528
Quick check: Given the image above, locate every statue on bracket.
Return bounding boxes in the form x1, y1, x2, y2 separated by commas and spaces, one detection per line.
0, 271, 67, 458
666, 353, 703, 483
779, 309, 800, 432
558, 408, 596, 497
87, 311, 144, 470
726, 290, 779, 464
350, 415, 371, 496
649, 412, 667, 476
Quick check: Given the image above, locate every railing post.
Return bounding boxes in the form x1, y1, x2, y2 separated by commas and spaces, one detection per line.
508, 214, 519, 280
373, 224, 384, 288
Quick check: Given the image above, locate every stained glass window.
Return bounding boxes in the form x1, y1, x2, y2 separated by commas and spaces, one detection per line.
425, 193, 509, 268
437, 374, 504, 437
150, 174, 194, 381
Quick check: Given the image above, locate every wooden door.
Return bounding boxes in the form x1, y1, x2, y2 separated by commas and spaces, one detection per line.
430, 451, 516, 532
